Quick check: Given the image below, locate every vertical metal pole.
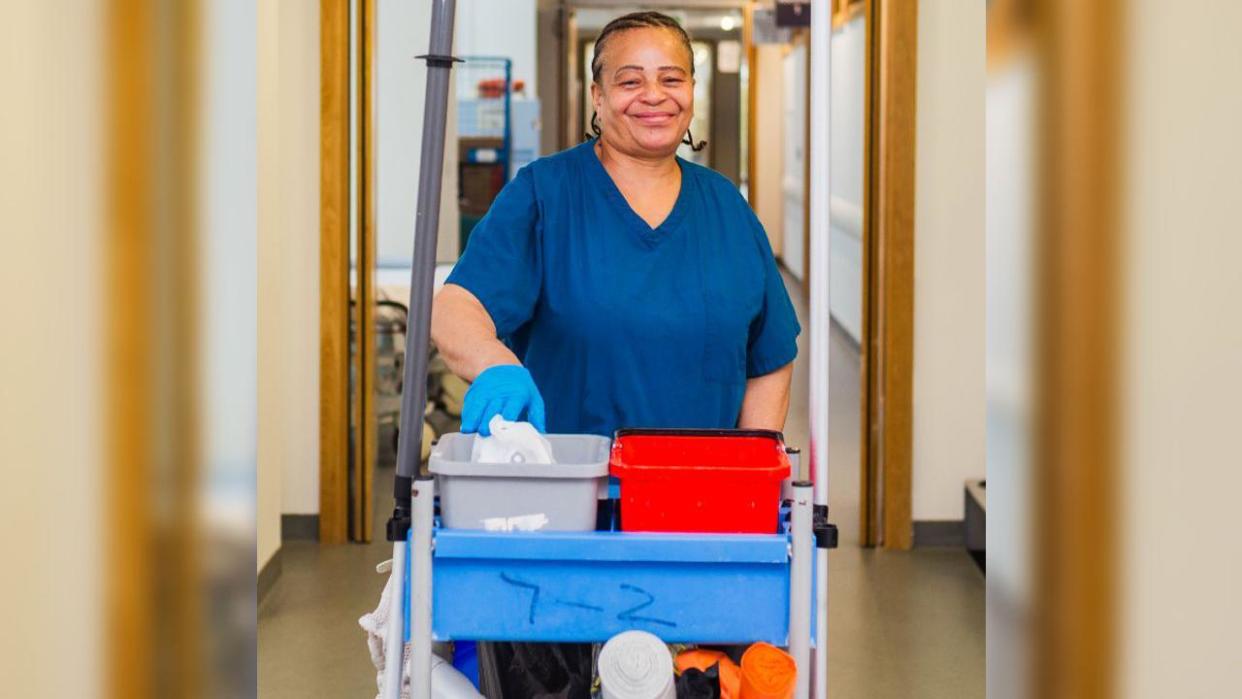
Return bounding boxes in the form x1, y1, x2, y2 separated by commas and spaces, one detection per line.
393, 0, 458, 510
410, 476, 436, 698
784, 447, 802, 500
503, 59, 513, 182
389, 6, 456, 694
382, 541, 407, 699
809, 3, 832, 697
789, 482, 814, 699
815, 545, 829, 699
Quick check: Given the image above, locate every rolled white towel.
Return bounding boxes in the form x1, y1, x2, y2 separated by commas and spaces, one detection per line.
597, 630, 676, 699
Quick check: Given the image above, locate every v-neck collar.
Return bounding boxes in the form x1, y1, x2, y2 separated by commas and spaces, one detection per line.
581, 139, 691, 247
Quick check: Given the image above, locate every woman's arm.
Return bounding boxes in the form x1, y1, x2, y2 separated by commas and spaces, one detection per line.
430, 283, 520, 381
737, 361, 794, 431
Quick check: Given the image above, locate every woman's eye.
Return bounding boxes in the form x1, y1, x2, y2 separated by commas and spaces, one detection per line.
663, 78, 684, 86
621, 80, 639, 87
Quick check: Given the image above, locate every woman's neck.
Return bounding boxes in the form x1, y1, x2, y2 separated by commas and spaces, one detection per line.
595, 139, 679, 184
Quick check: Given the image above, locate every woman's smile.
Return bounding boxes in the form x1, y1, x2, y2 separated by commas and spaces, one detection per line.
630, 110, 677, 126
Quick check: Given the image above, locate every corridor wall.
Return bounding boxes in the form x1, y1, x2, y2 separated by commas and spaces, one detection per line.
911, 0, 986, 523
752, 44, 786, 258
259, 0, 322, 541
782, 43, 807, 280
257, 0, 281, 574
377, 0, 461, 266
1119, 2, 1241, 693
2, 3, 105, 694
828, 15, 866, 343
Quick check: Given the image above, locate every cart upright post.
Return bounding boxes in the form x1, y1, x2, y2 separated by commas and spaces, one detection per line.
809, 3, 834, 696
383, 2, 459, 697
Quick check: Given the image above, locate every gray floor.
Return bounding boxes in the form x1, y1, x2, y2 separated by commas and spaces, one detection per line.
258, 273, 985, 698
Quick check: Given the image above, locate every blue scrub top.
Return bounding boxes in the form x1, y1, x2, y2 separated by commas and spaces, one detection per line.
446, 140, 801, 437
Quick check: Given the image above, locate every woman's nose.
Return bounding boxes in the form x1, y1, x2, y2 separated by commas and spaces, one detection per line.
639, 83, 665, 104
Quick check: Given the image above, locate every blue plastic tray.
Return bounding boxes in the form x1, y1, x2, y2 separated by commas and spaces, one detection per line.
428, 528, 796, 643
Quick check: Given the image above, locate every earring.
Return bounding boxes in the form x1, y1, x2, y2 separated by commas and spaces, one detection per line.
682, 128, 707, 152
583, 112, 602, 142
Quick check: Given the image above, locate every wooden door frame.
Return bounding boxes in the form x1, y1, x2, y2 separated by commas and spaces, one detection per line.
744, 2, 758, 209
536, 0, 568, 154
320, 0, 349, 544
320, 0, 377, 543
1033, 0, 1121, 693
106, 0, 203, 692
355, 0, 377, 543
576, 35, 593, 143
564, 10, 581, 152
859, 0, 917, 550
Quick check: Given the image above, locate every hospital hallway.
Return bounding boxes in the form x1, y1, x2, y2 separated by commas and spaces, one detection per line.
256, 272, 985, 698
13, 0, 1242, 694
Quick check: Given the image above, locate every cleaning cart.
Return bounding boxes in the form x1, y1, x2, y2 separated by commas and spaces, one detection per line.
383, 2, 837, 696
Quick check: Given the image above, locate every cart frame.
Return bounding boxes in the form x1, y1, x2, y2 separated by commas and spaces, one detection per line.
401, 479, 827, 697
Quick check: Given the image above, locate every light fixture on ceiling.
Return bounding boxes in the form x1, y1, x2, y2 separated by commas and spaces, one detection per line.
720, 15, 737, 32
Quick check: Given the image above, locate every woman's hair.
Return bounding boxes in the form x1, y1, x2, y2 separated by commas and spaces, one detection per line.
586, 11, 706, 152
590, 11, 694, 84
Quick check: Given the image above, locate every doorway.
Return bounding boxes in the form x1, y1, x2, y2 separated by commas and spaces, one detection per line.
320, 0, 379, 543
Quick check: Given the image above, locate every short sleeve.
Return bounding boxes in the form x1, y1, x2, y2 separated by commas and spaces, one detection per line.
745, 213, 802, 378
444, 167, 542, 338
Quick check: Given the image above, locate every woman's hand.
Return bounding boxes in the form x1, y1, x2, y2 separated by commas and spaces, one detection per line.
460, 365, 547, 436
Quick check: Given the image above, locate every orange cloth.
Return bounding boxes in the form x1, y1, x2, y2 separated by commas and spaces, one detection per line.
675, 649, 726, 674
675, 649, 742, 699
718, 658, 742, 699
739, 643, 797, 699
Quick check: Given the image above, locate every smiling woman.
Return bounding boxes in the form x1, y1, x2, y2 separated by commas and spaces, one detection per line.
430, 11, 802, 685
433, 8, 800, 443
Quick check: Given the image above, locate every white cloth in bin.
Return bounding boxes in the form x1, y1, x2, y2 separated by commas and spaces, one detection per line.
469, 415, 555, 465
481, 512, 550, 532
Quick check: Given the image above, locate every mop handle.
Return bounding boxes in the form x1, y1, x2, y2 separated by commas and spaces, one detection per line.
391, 0, 459, 540
385, 3, 459, 697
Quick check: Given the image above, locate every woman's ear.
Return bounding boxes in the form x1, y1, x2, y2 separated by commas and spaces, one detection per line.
590, 82, 606, 134
589, 81, 602, 113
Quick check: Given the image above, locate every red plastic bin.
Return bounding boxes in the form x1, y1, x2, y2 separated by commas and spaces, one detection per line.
610, 428, 791, 534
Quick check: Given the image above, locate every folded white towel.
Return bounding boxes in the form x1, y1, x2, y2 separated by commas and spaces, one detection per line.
469, 415, 555, 465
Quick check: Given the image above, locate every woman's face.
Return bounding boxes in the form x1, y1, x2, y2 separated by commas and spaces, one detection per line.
592, 27, 695, 159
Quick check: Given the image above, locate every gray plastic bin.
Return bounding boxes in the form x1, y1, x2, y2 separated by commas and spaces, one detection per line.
429, 432, 611, 531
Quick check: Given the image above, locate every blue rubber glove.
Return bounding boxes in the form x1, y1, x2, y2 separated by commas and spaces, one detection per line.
460, 364, 547, 436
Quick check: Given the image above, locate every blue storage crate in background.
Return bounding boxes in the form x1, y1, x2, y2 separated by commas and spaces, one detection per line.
456, 57, 513, 177
508, 98, 541, 178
